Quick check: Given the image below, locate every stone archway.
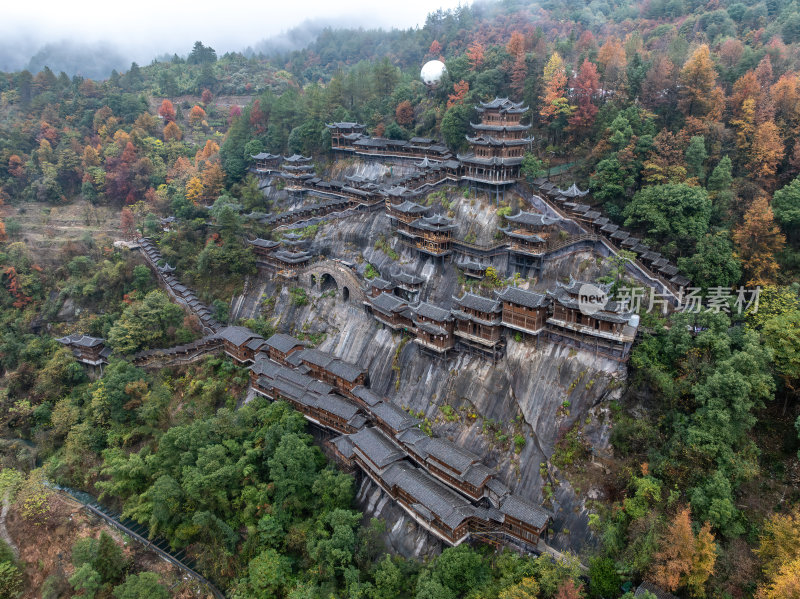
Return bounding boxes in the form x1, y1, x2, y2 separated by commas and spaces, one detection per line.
298, 260, 366, 304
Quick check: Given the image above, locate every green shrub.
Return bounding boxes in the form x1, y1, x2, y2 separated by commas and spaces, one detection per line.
290, 287, 309, 306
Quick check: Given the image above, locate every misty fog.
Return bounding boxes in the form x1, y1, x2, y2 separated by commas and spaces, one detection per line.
0, 0, 467, 78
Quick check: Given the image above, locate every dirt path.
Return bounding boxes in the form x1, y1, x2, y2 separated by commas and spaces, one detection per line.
0, 490, 18, 557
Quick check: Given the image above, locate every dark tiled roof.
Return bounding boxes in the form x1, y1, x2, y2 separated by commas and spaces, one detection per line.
264, 333, 303, 354
372, 401, 420, 432
421, 438, 480, 474
505, 211, 560, 227
495, 287, 548, 309
558, 277, 612, 296
413, 301, 451, 323
298, 348, 334, 369
217, 326, 260, 347
330, 435, 355, 458
371, 292, 408, 314
383, 462, 476, 530
370, 278, 394, 290
246, 338, 267, 351
393, 271, 425, 286
350, 427, 405, 469
351, 385, 382, 406
57, 334, 104, 348
499, 494, 551, 529
251, 358, 282, 379
327, 122, 364, 129
316, 393, 360, 420
454, 292, 501, 314
326, 359, 366, 383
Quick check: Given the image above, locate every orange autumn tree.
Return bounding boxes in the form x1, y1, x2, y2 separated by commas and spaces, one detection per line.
507, 32, 527, 98
772, 74, 800, 139
195, 139, 220, 164
679, 45, 724, 123
597, 36, 627, 92
158, 99, 176, 122
447, 80, 469, 110
466, 41, 485, 71
188, 105, 206, 126
651, 507, 717, 597
540, 52, 571, 124
428, 40, 442, 58
201, 162, 225, 203
163, 121, 182, 141
395, 100, 413, 125
733, 192, 785, 285
748, 120, 784, 184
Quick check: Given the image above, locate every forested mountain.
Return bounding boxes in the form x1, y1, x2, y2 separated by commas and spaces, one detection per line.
1, 0, 800, 598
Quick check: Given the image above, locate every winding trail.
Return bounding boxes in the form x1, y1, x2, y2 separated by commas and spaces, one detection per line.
0, 490, 18, 557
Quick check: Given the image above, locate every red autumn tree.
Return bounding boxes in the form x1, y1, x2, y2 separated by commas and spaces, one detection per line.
201, 88, 213, 105
249, 99, 266, 133
642, 56, 676, 110
120, 207, 135, 238
395, 100, 414, 125
3, 267, 32, 308
158, 99, 176, 123
447, 80, 469, 110
719, 38, 744, 70
466, 41, 485, 71
374, 123, 386, 137
569, 59, 600, 132
554, 579, 583, 599
428, 40, 442, 57
510, 54, 527, 99
8, 155, 25, 178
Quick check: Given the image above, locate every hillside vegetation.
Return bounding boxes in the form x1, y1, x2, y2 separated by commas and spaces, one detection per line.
1, 0, 800, 597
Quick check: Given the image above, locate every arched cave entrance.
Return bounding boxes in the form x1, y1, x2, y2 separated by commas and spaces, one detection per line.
320, 273, 338, 294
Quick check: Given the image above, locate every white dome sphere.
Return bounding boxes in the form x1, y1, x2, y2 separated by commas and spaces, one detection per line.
420, 60, 447, 87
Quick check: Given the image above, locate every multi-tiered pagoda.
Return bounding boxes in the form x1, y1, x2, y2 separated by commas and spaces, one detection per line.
458, 98, 533, 201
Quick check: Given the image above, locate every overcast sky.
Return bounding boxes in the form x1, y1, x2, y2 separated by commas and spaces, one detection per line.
3, 0, 467, 64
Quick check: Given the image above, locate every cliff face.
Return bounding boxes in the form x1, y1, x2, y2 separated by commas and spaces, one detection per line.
244, 183, 626, 558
